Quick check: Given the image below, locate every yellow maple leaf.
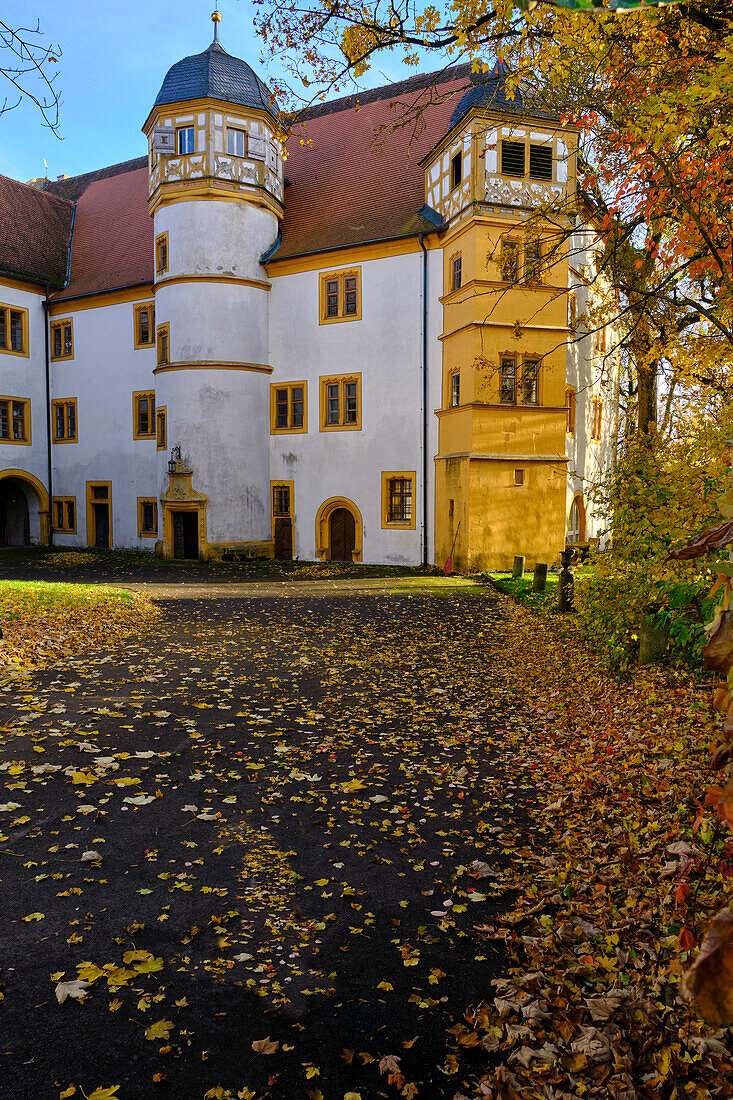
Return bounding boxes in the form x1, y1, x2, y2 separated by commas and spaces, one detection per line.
59, 1088, 76, 1099
341, 779, 366, 793
145, 1018, 173, 1041
86, 1090, 120, 1100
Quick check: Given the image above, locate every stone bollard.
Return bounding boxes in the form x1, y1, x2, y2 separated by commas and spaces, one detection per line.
558, 549, 575, 612
532, 562, 548, 593
512, 555, 525, 579
639, 606, 669, 665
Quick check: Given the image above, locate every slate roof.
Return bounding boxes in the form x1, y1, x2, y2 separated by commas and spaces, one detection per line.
0, 175, 73, 287
448, 60, 560, 131
153, 41, 278, 122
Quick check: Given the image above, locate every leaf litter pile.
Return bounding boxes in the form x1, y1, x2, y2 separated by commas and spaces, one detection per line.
0, 587, 730, 1099
0, 581, 158, 673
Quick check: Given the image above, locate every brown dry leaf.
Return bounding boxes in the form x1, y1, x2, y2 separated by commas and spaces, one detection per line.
683, 908, 733, 1025
251, 1036, 279, 1055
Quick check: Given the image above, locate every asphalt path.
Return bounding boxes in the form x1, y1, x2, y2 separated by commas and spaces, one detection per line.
0, 591, 529, 1099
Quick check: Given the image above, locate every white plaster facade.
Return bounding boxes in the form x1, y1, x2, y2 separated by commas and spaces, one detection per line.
0, 50, 615, 566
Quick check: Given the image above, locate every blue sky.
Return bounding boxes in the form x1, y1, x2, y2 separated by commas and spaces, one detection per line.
2, 0, 422, 184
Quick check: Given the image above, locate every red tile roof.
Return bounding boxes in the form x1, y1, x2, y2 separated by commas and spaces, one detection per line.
276, 65, 471, 260
0, 175, 73, 287
3, 63, 477, 298
52, 166, 153, 300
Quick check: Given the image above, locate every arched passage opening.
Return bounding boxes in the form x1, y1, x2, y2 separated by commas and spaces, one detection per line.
0, 470, 50, 547
315, 497, 363, 562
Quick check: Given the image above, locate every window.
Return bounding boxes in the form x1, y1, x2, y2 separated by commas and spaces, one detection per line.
500, 240, 519, 283
520, 358, 539, 405
591, 397, 603, 441
451, 151, 463, 190
156, 406, 167, 450
567, 292, 577, 332
227, 127, 247, 156
0, 303, 28, 355
501, 140, 525, 177
319, 267, 361, 324
0, 396, 30, 443
54, 497, 76, 533
133, 391, 156, 440
501, 139, 554, 181
270, 382, 307, 434
319, 373, 362, 431
514, 469, 525, 487
155, 233, 169, 275
52, 398, 77, 442
499, 357, 517, 404
524, 240, 543, 284
565, 387, 576, 434
156, 323, 170, 366
138, 498, 158, 538
568, 496, 586, 543
50, 318, 73, 360
134, 302, 155, 349
176, 126, 194, 154
450, 371, 460, 408
529, 144, 553, 181
382, 471, 416, 529
451, 255, 462, 291
594, 325, 607, 354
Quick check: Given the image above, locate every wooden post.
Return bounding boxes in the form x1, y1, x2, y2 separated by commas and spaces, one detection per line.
512, 555, 525, 579
532, 562, 548, 592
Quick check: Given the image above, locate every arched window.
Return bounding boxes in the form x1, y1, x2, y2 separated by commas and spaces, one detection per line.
567, 496, 586, 544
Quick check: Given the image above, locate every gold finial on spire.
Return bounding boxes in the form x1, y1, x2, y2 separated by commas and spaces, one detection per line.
212, 8, 221, 43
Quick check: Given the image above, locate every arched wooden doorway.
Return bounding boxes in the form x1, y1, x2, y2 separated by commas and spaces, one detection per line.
0, 470, 50, 546
315, 497, 363, 562
567, 494, 586, 544
329, 508, 355, 561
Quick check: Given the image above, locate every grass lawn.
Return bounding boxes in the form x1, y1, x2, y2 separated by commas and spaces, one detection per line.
488, 569, 560, 612
0, 579, 134, 620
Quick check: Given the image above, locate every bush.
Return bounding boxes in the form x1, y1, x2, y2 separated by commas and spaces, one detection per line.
574, 561, 713, 670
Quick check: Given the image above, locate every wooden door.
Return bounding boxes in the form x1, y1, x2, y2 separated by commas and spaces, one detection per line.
274, 517, 293, 560
329, 508, 355, 561
93, 504, 110, 548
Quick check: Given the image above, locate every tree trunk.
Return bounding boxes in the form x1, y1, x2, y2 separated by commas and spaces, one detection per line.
637, 361, 658, 439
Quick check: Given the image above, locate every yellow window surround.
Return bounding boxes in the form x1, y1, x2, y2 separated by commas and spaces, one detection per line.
270, 480, 294, 539
270, 382, 307, 434
134, 301, 156, 349
319, 266, 362, 324
567, 292, 577, 332
155, 232, 169, 275
156, 405, 167, 450
319, 373, 362, 432
0, 303, 29, 357
133, 390, 156, 440
52, 398, 78, 443
53, 496, 76, 533
156, 322, 170, 366
138, 497, 159, 538
0, 395, 31, 445
381, 471, 416, 530
50, 317, 73, 360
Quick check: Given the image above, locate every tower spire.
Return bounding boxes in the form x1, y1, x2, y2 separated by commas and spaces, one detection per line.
212, 7, 221, 44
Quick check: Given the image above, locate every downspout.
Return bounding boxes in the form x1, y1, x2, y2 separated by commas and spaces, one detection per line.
42, 284, 53, 547
418, 232, 429, 569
